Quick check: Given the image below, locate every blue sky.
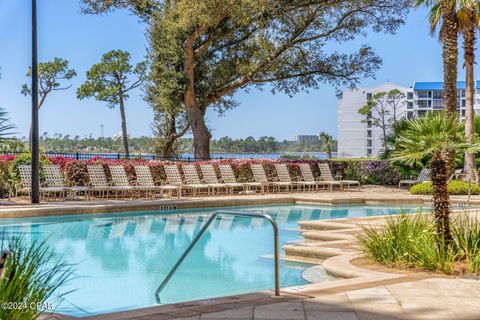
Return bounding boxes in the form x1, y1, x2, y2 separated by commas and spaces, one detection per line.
0, 1, 468, 140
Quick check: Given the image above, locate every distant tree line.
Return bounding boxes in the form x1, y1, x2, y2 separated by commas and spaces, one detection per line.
2, 133, 336, 155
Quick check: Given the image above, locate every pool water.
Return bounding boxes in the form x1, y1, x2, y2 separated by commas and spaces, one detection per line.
0, 204, 421, 316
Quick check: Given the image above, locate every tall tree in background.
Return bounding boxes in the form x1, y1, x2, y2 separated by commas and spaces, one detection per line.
145, 12, 190, 157
386, 89, 407, 124
21, 58, 76, 144
359, 92, 392, 151
459, 1, 479, 181
319, 132, 335, 159
417, 0, 478, 179
82, 0, 410, 158
416, 0, 460, 176
77, 50, 146, 157
359, 89, 407, 153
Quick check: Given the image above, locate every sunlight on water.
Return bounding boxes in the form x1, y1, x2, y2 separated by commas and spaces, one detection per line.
0, 204, 420, 316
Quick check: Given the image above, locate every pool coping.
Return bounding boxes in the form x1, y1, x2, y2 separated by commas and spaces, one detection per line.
0, 193, 435, 219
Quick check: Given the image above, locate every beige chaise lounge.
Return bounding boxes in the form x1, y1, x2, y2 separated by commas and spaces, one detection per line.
298, 163, 330, 191
399, 168, 430, 189
317, 162, 357, 190
219, 164, 262, 194
44, 164, 90, 200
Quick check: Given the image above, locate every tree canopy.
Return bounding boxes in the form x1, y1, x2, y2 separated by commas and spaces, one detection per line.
21, 57, 76, 109
82, 0, 411, 157
77, 50, 146, 156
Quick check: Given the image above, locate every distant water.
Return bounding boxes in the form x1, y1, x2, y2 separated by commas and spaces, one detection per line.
181, 152, 336, 159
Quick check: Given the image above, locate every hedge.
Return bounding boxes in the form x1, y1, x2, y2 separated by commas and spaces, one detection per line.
410, 181, 480, 195
0, 156, 404, 199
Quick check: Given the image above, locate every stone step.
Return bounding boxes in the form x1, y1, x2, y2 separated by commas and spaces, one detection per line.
298, 220, 357, 231
302, 230, 355, 242
283, 244, 346, 261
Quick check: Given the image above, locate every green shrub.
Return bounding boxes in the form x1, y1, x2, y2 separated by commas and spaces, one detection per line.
448, 180, 480, 195
8, 153, 50, 187
357, 213, 480, 275
452, 215, 480, 274
0, 161, 11, 198
410, 182, 433, 195
0, 237, 74, 320
410, 181, 480, 195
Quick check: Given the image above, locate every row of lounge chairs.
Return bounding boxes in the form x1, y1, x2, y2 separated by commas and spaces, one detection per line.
15, 162, 361, 201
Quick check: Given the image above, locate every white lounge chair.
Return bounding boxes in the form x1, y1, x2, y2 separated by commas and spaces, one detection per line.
44, 164, 90, 200
273, 163, 299, 192
182, 164, 215, 196
219, 164, 261, 194
250, 164, 286, 193
298, 163, 327, 191
317, 162, 357, 190
399, 168, 430, 189
199, 164, 230, 195
134, 165, 170, 198
17, 165, 65, 201
87, 165, 116, 199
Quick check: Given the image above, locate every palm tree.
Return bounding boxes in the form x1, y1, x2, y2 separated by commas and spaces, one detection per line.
0, 107, 15, 144
391, 112, 479, 244
415, 0, 460, 176
458, 1, 479, 181
319, 132, 334, 159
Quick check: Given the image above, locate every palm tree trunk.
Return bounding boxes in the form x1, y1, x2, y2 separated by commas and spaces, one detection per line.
431, 152, 452, 244
440, 0, 459, 178
463, 11, 477, 183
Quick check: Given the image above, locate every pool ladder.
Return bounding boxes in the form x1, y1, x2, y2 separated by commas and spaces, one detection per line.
155, 210, 281, 304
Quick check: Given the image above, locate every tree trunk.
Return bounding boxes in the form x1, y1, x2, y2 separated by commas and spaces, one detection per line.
431, 152, 452, 245
118, 95, 130, 157
162, 113, 177, 158
440, 0, 459, 178
183, 36, 211, 159
463, 13, 477, 183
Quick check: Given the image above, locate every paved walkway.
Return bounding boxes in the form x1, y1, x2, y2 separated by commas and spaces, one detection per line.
170, 278, 480, 320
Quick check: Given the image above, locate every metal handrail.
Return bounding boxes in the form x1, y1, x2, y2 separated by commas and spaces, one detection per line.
155, 210, 280, 304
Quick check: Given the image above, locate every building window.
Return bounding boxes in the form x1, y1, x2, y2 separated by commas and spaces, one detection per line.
367, 149, 372, 157
417, 110, 427, 117
433, 100, 443, 109
462, 110, 466, 117
417, 91, 429, 98
433, 91, 443, 99
407, 111, 414, 119
367, 130, 372, 138
462, 100, 466, 107
367, 140, 372, 147
407, 92, 413, 99
367, 121, 372, 128
407, 102, 413, 109
366, 93, 372, 100
417, 100, 429, 108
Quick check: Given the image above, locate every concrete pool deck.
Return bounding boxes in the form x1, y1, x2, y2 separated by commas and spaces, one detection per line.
1, 185, 476, 219
11, 187, 480, 319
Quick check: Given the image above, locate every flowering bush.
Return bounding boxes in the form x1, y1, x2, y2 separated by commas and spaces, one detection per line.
0, 156, 405, 198
329, 159, 402, 185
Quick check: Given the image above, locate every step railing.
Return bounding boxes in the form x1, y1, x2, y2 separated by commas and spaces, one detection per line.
155, 210, 280, 304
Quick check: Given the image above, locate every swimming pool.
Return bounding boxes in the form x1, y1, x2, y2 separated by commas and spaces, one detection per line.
0, 203, 421, 317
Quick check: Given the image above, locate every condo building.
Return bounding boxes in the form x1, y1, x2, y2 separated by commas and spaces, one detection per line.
337, 81, 480, 158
